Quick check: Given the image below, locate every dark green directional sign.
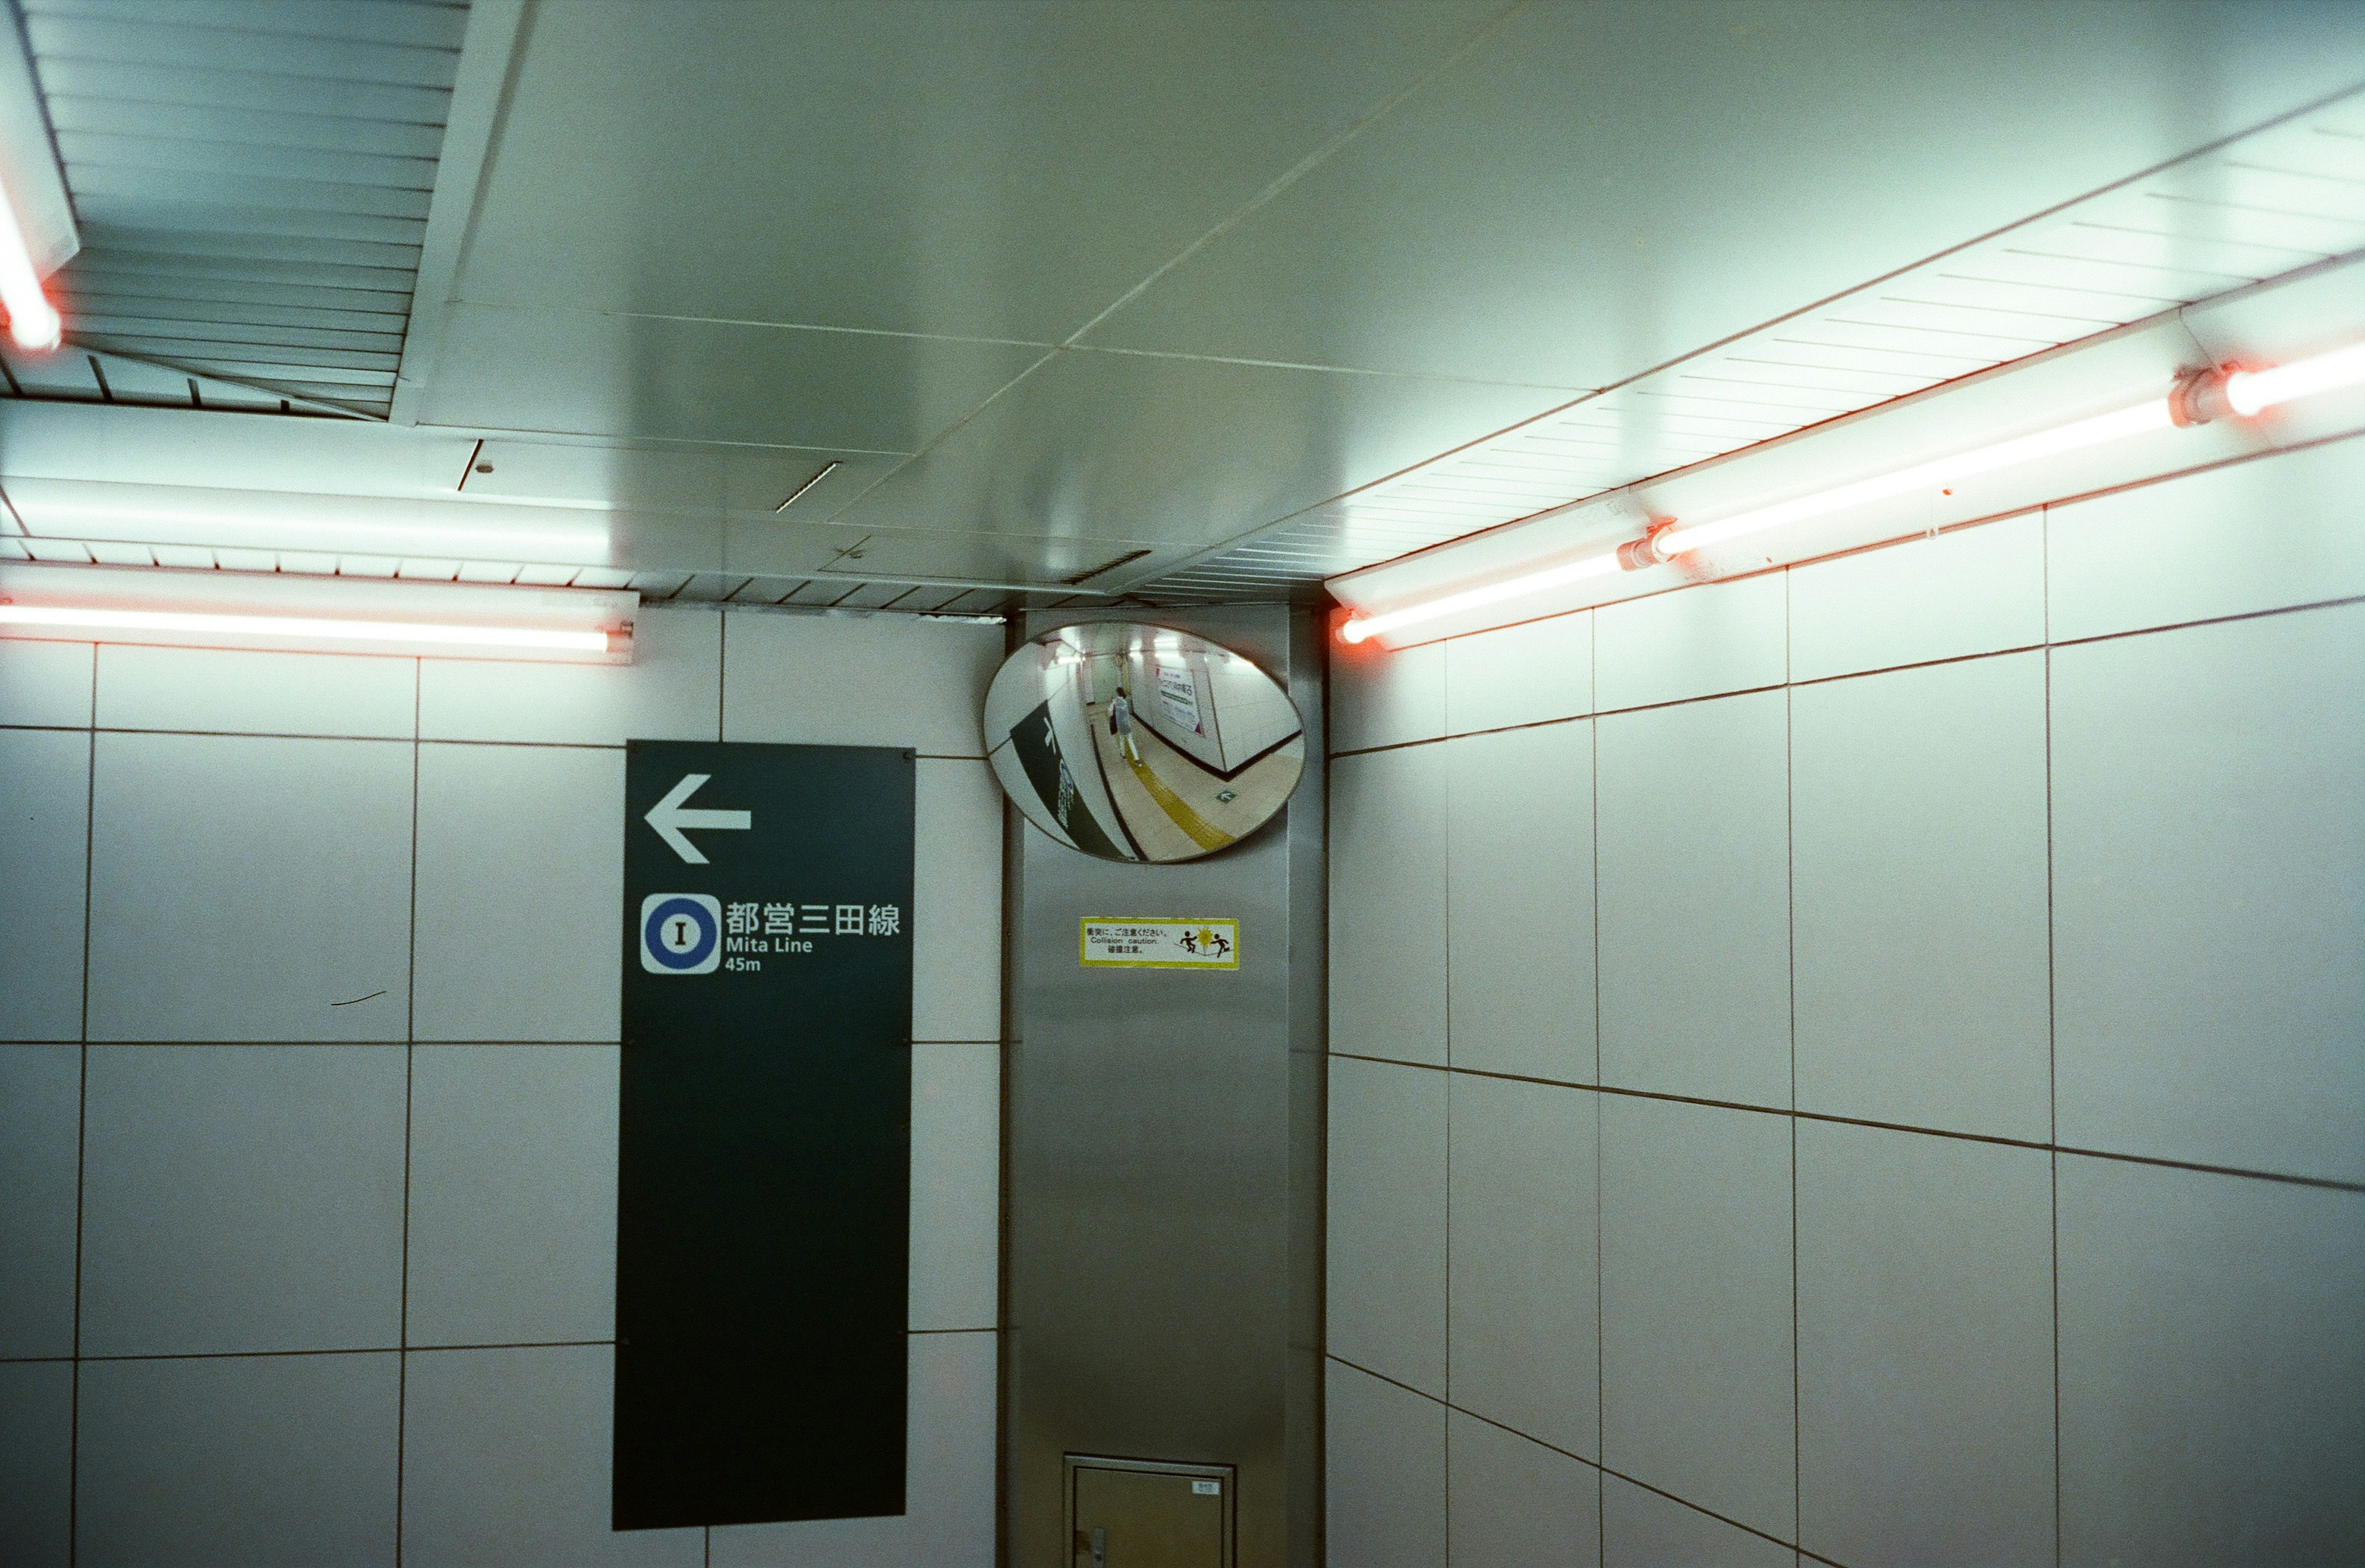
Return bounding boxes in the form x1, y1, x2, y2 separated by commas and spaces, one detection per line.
615, 740, 914, 1530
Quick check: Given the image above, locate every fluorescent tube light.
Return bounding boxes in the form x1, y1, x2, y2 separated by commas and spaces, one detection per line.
1336, 551, 1620, 644
1336, 334, 2365, 647
2223, 339, 2365, 417
0, 563, 637, 662
1652, 398, 2173, 558
0, 603, 622, 653
0, 177, 60, 350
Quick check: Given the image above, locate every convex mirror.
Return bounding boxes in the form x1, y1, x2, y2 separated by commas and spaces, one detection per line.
984, 623, 1306, 862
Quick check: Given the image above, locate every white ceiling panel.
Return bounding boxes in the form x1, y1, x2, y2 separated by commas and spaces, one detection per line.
7, 2, 2364, 618
419, 303, 1046, 456
1142, 86, 2365, 600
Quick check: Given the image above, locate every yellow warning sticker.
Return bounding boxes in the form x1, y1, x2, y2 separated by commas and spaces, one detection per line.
1080, 918, 1240, 969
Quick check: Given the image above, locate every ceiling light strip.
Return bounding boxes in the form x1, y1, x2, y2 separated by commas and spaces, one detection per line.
1337, 337, 2365, 647
0, 603, 620, 653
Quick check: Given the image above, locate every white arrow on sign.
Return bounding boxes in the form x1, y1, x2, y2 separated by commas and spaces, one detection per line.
644, 772, 751, 864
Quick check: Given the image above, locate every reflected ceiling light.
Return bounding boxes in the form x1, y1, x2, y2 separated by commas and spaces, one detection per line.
0, 604, 621, 653
0, 176, 60, 350
1335, 335, 2365, 648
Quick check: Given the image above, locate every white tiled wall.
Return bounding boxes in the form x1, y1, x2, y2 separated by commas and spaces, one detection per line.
0, 606, 1006, 1568
1325, 433, 2365, 1565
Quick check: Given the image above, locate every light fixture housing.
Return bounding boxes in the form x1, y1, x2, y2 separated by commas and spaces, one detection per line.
0, 562, 636, 663
1330, 253, 2365, 649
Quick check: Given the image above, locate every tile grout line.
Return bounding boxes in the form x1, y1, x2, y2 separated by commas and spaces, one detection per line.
0, 719, 991, 762
70, 643, 93, 1568
20, 1340, 623, 1365
705, 619, 722, 1568
1785, 576, 1803, 1553
1439, 715, 1453, 1545
1318, 1051, 2365, 1194
1325, 1352, 1851, 1567
1590, 605, 1606, 1566
397, 659, 421, 1568
2043, 512, 2064, 1568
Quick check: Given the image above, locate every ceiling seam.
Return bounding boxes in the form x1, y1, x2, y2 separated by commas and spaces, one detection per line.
1053, 0, 1534, 352
782, 0, 1540, 590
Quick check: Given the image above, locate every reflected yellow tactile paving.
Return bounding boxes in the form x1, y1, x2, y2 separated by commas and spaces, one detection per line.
1123, 750, 1234, 852
1084, 693, 1304, 859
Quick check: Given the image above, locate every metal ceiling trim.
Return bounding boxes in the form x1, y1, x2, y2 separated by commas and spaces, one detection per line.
786, 565, 1122, 597
65, 333, 378, 418
387, 0, 528, 427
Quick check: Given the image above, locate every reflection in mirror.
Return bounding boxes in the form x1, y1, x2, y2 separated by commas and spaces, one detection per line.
983, 623, 1306, 863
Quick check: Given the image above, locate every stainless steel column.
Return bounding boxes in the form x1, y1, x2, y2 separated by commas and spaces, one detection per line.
1002, 603, 1325, 1568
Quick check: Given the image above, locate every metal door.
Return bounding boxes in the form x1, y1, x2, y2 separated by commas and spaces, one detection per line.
1068, 1457, 1234, 1568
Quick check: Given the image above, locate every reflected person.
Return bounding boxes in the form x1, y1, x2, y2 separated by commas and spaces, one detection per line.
1108, 685, 1142, 764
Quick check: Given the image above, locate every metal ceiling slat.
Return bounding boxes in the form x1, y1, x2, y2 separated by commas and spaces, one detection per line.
2, 352, 105, 396
1829, 297, 2099, 346
78, 337, 399, 373
71, 314, 405, 353
1959, 246, 2254, 299
26, 1, 470, 53
23, 15, 461, 91
2215, 159, 2365, 211
71, 194, 426, 248
56, 129, 439, 190
2024, 222, 2324, 278
71, 243, 419, 293
1785, 317, 2048, 362
667, 575, 750, 603
1679, 364, 1931, 400
1894, 273, 2170, 323
69, 169, 435, 222
257, 382, 397, 407
65, 292, 410, 333
725, 580, 800, 605
1742, 339, 1993, 378
46, 97, 449, 158
35, 62, 451, 123
1393, 473, 1577, 501
2153, 164, 2365, 222
899, 587, 970, 613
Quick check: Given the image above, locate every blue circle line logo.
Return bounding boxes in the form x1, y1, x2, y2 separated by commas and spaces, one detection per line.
644, 895, 718, 971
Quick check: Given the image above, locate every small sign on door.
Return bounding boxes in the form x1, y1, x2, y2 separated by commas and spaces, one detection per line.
1080, 917, 1239, 969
